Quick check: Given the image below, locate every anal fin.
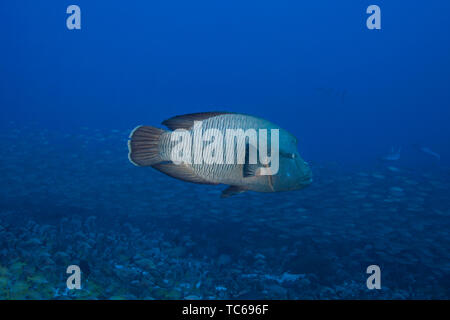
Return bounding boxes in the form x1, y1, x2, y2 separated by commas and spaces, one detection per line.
221, 185, 247, 198
152, 162, 217, 185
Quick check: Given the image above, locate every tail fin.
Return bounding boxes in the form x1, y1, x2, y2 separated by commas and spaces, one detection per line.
128, 126, 165, 166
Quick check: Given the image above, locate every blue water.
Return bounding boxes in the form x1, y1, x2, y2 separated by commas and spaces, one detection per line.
0, 1, 449, 299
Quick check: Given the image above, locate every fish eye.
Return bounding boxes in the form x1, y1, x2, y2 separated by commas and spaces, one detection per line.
280, 151, 298, 160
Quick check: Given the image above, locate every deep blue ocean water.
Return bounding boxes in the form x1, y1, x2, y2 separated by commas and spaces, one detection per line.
0, 1, 449, 299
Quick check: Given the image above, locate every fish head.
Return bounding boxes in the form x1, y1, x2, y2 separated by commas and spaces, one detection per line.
270, 151, 313, 191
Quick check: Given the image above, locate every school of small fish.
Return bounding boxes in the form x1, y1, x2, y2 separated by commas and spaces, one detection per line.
0, 122, 449, 299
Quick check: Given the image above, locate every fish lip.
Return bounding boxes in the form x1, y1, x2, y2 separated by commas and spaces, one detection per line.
298, 175, 313, 185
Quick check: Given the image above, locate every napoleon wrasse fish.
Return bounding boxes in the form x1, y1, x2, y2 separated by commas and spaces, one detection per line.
128, 112, 312, 197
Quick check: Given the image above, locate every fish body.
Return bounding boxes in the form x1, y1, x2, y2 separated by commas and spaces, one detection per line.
419, 147, 440, 160
128, 112, 312, 197
381, 147, 401, 161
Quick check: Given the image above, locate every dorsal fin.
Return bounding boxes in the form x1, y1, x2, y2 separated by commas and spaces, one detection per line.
152, 162, 217, 185
162, 112, 233, 130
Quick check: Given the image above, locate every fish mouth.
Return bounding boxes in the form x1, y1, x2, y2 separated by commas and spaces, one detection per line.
299, 176, 313, 185
296, 168, 313, 185
291, 158, 312, 186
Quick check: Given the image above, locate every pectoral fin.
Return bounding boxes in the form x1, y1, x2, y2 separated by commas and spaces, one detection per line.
243, 163, 260, 177
243, 142, 260, 177
221, 186, 247, 198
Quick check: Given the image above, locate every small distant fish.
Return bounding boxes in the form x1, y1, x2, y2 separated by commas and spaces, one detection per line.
381, 147, 401, 161
418, 146, 440, 161
128, 112, 312, 197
